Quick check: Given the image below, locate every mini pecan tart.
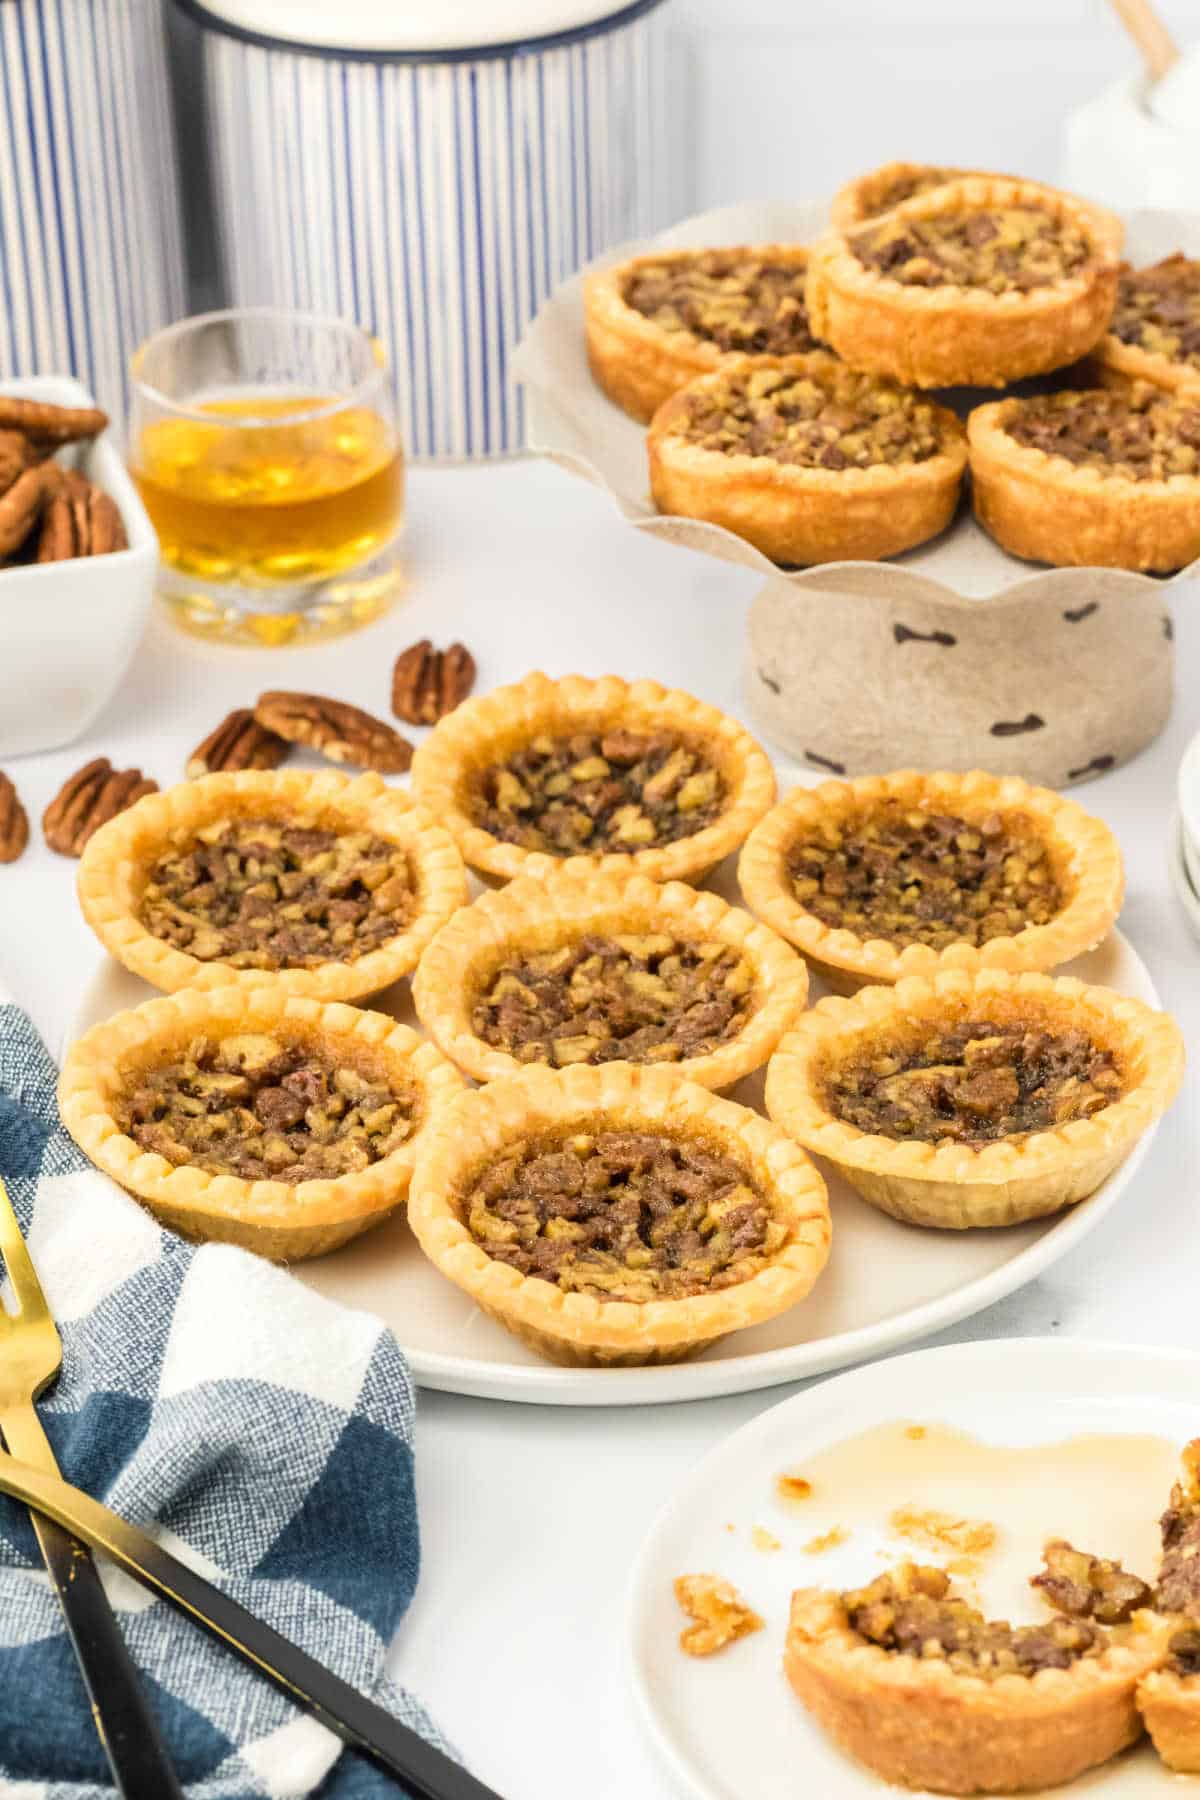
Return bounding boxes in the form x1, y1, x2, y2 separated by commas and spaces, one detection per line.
584, 244, 820, 424
969, 382, 1200, 571
648, 353, 966, 565
77, 769, 468, 1001
765, 969, 1183, 1228
830, 161, 1124, 249
785, 1562, 1174, 1795
406, 1062, 831, 1367
58, 986, 464, 1259
1138, 1440, 1200, 1772
1097, 254, 1200, 398
738, 771, 1124, 993
412, 870, 807, 1089
808, 175, 1119, 389
410, 672, 775, 884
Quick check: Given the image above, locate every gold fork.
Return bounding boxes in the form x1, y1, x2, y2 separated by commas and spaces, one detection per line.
0, 1176, 182, 1796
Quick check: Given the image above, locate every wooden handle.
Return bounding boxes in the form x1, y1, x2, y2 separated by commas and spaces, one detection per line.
1108, 0, 1181, 81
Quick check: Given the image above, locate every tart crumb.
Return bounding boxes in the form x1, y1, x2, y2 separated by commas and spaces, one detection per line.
889, 1505, 997, 1558
674, 1574, 764, 1657
752, 1526, 782, 1553
776, 1472, 813, 1503
905, 1425, 927, 1440
804, 1526, 850, 1555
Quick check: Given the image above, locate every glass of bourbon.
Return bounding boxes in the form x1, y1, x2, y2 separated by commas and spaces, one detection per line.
129, 309, 405, 645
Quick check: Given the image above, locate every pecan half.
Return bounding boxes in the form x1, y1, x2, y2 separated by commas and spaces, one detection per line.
43, 758, 158, 857
254, 692, 413, 774
0, 431, 36, 496
391, 639, 477, 725
0, 772, 29, 863
0, 397, 108, 447
36, 471, 127, 562
187, 709, 290, 779
0, 462, 61, 558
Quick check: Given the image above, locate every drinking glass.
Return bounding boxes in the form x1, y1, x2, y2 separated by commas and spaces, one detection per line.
129, 309, 405, 646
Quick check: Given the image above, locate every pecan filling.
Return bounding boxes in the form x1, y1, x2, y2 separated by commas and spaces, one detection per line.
825, 1020, 1124, 1147
118, 1033, 417, 1183
1032, 1540, 1153, 1625
472, 934, 755, 1068
1003, 387, 1200, 481
852, 206, 1091, 293
868, 167, 969, 215
473, 732, 724, 855
845, 1566, 1106, 1679
624, 252, 819, 357
1168, 1627, 1200, 1677
787, 801, 1061, 951
138, 819, 414, 969
463, 1129, 784, 1301
1112, 254, 1200, 368
677, 364, 944, 470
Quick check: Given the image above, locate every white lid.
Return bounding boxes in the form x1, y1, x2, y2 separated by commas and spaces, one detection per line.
191, 0, 645, 53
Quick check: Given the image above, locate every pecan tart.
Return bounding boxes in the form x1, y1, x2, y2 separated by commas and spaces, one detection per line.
409, 672, 775, 884
76, 769, 468, 1001
829, 161, 1123, 250
406, 1063, 831, 1366
1138, 1440, 1200, 1772
969, 381, 1200, 570
412, 870, 807, 1089
1097, 254, 1200, 398
738, 770, 1124, 993
764, 968, 1183, 1228
807, 176, 1119, 389
647, 353, 966, 565
58, 986, 464, 1258
584, 244, 819, 424
785, 1562, 1173, 1794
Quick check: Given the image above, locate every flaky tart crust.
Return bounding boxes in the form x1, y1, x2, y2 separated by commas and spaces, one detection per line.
1138, 1667, 1200, 1771
737, 770, 1124, 993
584, 243, 813, 424
647, 353, 966, 565
76, 769, 468, 1001
764, 968, 1183, 1228
784, 1586, 1174, 1795
807, 176, 1119, 389
829, 161, 1124, 252
406, 1062, 831, 1367
968, 393, 1200, 572
58, 986, 465, 1260
412, 869, 808, 1089
409, 671, 775, 884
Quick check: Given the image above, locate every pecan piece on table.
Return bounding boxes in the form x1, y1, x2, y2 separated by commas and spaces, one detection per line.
0, 463, 61, 559
43, 758, 158, 857
0, 397, 108, 447
186, 708, 290, 779
254, 691, 413, 774
391, 639, 477, 725
0, 772, 29, 864
36, 470, 127, 562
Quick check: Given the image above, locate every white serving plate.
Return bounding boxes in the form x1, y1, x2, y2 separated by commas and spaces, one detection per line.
68, 902, 1164, 1407
0, 375, 158, 758
1168, 810, 1200, 944
628, 1337, 1200, 1800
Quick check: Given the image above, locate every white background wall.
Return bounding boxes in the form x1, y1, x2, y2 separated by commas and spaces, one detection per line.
663, 0, 1197, 218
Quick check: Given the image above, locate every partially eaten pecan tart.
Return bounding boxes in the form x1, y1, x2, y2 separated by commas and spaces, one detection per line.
1096, 254, 1200, 398
764, 968, 1183, 1228
412, 869, 807, 1089
969, 381, 1200, 571
829, 161, 1123, 250
1137, 1439, 1200, 1772
807, 176, 1119, 389
406, 1063, 831, 1366
738, 770, 1124, 992
409, 672, 775, 884
647, 352, 966, 565
58, 986, 464, 1258
76, 769, 468, 1001
584, 244, 819, 424
785, 1560, 1173, 1794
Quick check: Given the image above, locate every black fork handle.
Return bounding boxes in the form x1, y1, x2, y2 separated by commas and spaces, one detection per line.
0, 1412, 184, 1798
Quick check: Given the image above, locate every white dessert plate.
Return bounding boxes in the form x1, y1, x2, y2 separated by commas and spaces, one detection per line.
628, 1337, 1200, 1799
67, 911, 1164, 1407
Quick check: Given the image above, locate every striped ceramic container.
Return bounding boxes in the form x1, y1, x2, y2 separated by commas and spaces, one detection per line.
177, 0, 670, 460
0, 0, 186, 425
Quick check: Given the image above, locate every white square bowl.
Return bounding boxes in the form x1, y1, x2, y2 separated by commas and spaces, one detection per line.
0, 374, 157, 757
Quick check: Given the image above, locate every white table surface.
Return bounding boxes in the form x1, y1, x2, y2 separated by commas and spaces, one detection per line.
5, 456, 1200, 1799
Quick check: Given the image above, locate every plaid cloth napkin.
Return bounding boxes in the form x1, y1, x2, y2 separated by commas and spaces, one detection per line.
0, 996, 453, 1798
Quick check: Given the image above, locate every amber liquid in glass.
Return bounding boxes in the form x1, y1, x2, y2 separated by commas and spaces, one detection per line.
132, 394, 404, 588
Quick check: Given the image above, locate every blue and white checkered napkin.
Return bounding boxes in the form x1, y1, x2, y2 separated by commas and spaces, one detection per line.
0, 996, 453, 1798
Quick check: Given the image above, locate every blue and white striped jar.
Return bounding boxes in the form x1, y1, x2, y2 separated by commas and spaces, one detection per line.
0, 0, 186, 423
177, 0, 670, 460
